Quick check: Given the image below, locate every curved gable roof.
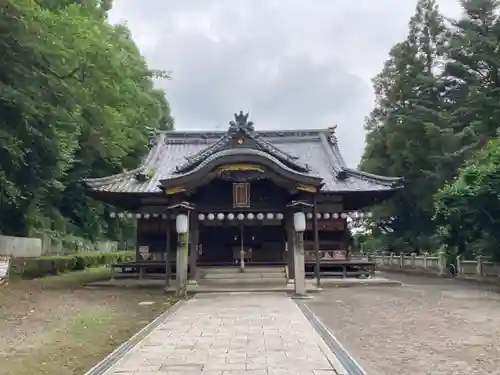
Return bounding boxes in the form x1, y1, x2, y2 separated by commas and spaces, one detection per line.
82, 112, 403, 194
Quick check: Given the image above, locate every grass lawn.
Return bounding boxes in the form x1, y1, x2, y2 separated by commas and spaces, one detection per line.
0, 268, 176, 375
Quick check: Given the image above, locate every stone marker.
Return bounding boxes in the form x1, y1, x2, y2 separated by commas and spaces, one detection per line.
0, 256, 11, 284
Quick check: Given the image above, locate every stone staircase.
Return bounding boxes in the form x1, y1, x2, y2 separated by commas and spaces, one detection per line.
197, 265, 287, 288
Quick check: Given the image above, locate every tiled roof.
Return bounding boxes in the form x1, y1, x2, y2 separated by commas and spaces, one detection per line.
82, 129, 402, 194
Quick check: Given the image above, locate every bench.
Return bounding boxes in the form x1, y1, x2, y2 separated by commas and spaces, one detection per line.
304, 250, 375, 278
110, 260, 177, 280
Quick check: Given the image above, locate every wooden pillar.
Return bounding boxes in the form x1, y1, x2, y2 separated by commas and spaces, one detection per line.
135, 219, 141, 261
189, 212, 199, 282
312, 196, 320, 287
285, 209, 295, 281
165, 218, 171, 287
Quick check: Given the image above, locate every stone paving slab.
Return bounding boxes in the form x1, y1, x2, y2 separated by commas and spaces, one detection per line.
104, 293, 340, 374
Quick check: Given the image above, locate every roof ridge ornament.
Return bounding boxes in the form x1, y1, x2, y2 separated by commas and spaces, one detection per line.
146, 126, 161, 149
327, 125, 338, 145
229, 111, 254, 132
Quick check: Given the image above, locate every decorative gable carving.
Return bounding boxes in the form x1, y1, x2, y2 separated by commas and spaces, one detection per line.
174, 111, 310, 174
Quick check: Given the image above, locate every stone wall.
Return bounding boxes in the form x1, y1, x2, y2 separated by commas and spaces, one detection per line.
0, 234, 119, 258
371, 253, 500, 282
0, 235, 42, 258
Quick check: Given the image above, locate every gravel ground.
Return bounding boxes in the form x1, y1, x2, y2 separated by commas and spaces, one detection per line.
306, 273, 500, 375
0, 278, 171, 375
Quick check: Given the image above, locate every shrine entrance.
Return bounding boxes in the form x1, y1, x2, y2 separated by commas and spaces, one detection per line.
197, 217, 286, 266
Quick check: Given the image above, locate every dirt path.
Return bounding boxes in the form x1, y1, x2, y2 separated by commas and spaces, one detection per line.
0, 277, 174, 375
307, 274, 500, 375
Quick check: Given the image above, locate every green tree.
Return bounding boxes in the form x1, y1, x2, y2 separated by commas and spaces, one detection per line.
443, 0, 500, 151
434, 137, 500, 260
360, 0, 447, 253
432, 0, 500, 259
0, 0, 172, 242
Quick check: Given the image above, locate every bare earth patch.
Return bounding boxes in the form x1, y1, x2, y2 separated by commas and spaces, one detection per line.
0, 271, 174, 375
307, 274, 500, 375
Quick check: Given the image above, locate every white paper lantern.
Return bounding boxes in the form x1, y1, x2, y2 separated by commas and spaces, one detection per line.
323, 213, 331, 220
237, 213, 245, 220
126, 213, 133, 219
117, 212, 125, 219
332, 213, 339, 219
176, 214, 189, 234
227, 213, 235, 220
358, 212, 365, 218
340, 213, 347, 219
161, 213, 168, 220
152, 213, 159, 218
247, 213, 254, 220
257, 213, 264, 220
276, 213, 284, 220
367, 212, 373, 218
293, 212, 306, 232
143, 213, 150, 219
217, 213, 225, 220
207, 213, 215, 220
266, 213, 274, 220
135, 213, 142, 219
306, 213, 313, 219
198, 213, 205, 221
109, 212, 116, 218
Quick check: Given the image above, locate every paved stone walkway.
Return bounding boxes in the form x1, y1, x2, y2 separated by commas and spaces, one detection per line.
106, 293, 340, 374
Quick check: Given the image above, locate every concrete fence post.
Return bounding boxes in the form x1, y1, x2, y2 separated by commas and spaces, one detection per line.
399, 253, 404, 268
390, 252, 395, 266
423, 252, 428, 269
411, 252, 416, 268
437, 250, 446, 276
476, 255, 483, 278
456, 255, 461, 276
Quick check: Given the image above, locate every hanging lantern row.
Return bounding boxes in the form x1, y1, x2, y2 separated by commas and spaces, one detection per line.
198, 212, 285, 221
306, 211, 372, 220
109, 210, 373, 220
108, 212, 174, 220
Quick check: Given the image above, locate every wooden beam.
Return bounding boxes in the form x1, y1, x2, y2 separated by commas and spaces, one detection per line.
285, 208, 295, 280
135, 220, 141, 261
189, 211, 199, 281
165, 218, 171, 287
313, 195, 320, 287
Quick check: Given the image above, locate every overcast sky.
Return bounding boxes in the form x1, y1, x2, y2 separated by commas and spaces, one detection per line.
109, 0, 462, 167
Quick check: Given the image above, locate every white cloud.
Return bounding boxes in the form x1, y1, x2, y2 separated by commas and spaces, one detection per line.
109, 0, 462, 167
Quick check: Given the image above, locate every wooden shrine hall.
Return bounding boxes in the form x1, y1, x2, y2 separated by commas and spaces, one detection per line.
83, 111, 403, 295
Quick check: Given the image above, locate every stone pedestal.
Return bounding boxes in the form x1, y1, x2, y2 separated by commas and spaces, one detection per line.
176, 231, 189, 298
293, 231, 306, 296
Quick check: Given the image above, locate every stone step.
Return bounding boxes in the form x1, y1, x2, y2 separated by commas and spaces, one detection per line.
199, 266, 285, 274
198, 279, 288, 287
201, 272, 286, 280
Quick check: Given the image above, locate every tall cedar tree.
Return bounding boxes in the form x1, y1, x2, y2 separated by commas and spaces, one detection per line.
360, 0, 447, 253
434, 0, 500, 260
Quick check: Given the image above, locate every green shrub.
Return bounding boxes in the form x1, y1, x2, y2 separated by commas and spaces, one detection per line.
14, 251, 135, 279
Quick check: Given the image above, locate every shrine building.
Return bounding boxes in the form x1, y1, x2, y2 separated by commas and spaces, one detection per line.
82, 111, 402, 295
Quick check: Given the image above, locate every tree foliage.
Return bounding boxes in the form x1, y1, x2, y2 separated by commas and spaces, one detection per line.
434, 138, 500, 260
0, 0, 173, 241
360, 0, 500, 259
360, 0, 447, 253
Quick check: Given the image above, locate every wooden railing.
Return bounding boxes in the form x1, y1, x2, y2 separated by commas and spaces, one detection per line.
304, 250, 347, 261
